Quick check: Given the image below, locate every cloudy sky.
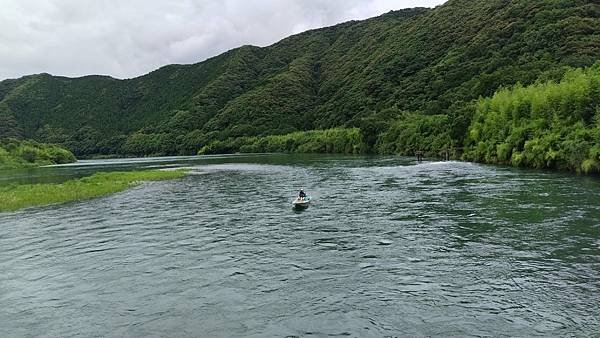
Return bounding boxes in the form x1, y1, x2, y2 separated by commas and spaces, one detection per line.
0, 0, 446, 80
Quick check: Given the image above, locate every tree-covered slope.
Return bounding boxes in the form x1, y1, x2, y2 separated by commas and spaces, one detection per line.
0, 0, 598, 156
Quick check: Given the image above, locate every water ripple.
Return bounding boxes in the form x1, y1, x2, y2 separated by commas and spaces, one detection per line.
1, 155, 599, 336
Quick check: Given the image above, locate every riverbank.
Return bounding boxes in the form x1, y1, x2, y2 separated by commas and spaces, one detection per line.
0, 170, 187, 212
0, 139, 76, 170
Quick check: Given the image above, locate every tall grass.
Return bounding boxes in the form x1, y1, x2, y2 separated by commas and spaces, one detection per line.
0, 170, 186, 212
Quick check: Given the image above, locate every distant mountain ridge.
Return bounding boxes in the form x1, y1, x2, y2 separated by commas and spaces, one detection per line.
0, 0, 598, 156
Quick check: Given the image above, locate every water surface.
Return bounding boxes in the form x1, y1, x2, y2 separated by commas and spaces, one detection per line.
1, 155, 599, 336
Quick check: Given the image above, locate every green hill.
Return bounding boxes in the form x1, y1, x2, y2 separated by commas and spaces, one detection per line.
0, 0, 598, 158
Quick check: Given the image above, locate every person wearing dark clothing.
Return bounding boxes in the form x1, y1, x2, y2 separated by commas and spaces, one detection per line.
299, 189, 307, 199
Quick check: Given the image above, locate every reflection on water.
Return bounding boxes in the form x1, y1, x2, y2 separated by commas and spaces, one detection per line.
1, 154, 599, 336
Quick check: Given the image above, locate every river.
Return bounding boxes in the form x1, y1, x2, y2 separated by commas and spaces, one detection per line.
1, 154, 599, 336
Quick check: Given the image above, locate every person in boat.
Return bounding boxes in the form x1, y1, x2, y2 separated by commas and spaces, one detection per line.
298, 188, 307, 201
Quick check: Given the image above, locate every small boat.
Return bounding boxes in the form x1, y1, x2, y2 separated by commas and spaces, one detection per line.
292, 196, 311, 209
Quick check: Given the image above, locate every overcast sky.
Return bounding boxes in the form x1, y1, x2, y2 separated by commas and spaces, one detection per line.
0, 0, 446, 80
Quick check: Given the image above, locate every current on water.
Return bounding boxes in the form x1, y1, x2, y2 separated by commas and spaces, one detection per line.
1, 154, 599, 336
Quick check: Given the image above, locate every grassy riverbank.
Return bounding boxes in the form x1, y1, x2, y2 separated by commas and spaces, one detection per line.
0, 170, 186, 212
0, 139, 76, 169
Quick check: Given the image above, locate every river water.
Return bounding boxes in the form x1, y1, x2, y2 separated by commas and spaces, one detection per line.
1, 154, 599, 337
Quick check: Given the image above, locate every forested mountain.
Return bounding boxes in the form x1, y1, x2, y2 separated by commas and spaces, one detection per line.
0, 0, 599, 158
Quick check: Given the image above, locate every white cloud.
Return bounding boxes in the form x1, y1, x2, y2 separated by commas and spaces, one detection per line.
0, 0, 446, 80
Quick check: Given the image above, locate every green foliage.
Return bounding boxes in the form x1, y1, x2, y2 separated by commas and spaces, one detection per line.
0, 0, 597, 157
376, 113, 454, 157
0, 138, 76, 169
0, 113, 23, 139
198, 128, 367, 155
464, 62, 600, 173
0, 170, 187, 212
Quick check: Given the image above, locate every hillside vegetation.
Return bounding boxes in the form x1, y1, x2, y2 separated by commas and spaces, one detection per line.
0, 139, 76, 169
0, 0, 599, 172
465, 63, 600, 173
198, 128, 366, 155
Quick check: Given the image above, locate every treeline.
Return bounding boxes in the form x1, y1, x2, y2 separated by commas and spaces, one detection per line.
375, 113, 454, 157
0, 139, 76, 169
34, 120, 204, 157
199, 128, 366, 155
464, 63, 600, 173
40, 126, 367, 157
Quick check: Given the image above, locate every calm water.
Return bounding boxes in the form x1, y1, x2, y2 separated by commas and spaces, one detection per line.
1, 154, 599, 337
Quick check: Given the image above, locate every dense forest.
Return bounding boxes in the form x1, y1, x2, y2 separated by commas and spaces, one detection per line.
0, 139, 76, 169
464, 63, 600, 173
198, 128, 366, 155
0, 0, 599, 172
